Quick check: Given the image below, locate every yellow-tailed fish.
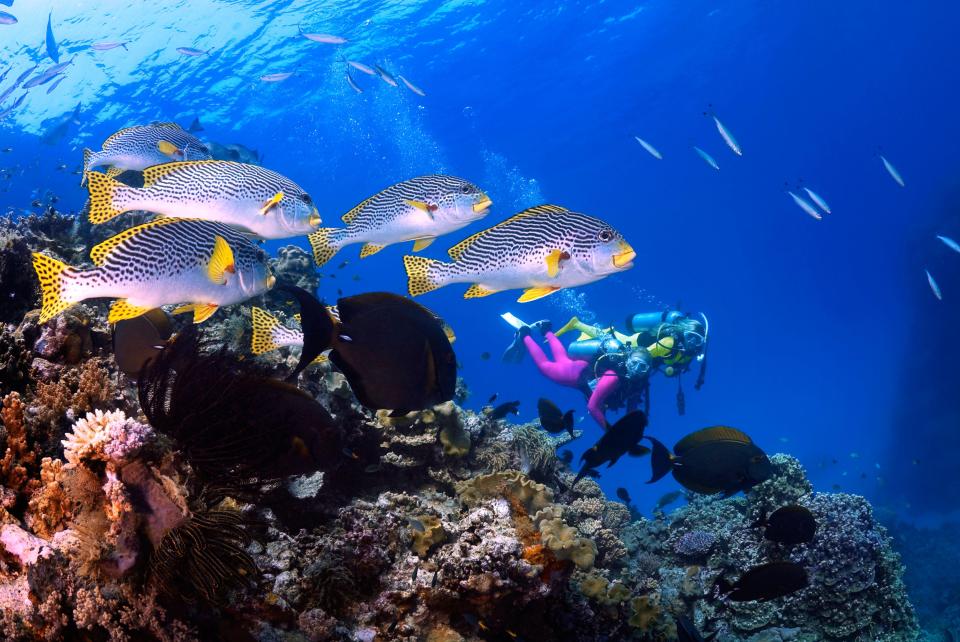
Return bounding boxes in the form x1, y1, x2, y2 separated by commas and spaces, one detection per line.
307, 175, 490, 267
402, 204, 635, 303
880, 155, 905, 187
251, 307, 331, 363
802, 187, 832, 214
85, 160, 321, 239
786, 191, 821, 220
31, 218, 275, 324
634, 136, 662, 159
82, 122, 211, 183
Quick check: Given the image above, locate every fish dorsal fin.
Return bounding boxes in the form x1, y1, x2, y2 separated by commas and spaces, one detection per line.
142, 160, 223, 187
447, 204, 568, 261
103, 125, 141, 147
90, 218, 181, 266
675, 426, 753, 455
341, 194, 376, 224
151, 121, 183, 130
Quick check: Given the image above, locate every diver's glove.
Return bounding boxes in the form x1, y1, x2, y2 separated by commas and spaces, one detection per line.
502, 319, 552, 363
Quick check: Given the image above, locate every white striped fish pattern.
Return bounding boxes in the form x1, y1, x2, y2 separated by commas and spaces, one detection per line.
83, 122, 210, 175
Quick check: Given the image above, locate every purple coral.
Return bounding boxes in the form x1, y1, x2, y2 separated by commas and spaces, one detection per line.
674, 530, 717, 558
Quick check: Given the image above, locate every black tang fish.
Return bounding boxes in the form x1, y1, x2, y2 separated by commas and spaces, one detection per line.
714, 561, 808, 602
646, 426, 771, 496
574, 410, 650, 485
283, 285, 456, 413
756, 504, 817, 545
487, 400, 520, 420
537, 397, 575, 438
112, 307, 173, 378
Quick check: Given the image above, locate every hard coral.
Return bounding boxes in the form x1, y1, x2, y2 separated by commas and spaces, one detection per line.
411, 514, 447, 557
456, 470, 554, 514
61, 409, 152, 468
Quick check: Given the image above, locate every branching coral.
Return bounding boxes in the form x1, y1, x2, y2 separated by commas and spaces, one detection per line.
0, 391, 37, 497
61, 409, 152, 468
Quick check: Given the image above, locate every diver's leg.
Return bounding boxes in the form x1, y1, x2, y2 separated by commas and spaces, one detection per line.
587, 370, 620, 428
523, 334, 587, 387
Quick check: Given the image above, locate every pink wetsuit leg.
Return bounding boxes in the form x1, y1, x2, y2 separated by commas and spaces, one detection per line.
587, 370, 620, 428
522, 332, 588, 388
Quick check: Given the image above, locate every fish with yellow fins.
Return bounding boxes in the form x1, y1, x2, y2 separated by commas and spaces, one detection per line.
307, 175, 491, 266
32, 218, 275, 324
82, 122, 211, 182
85, 160, 321, 239
403, 204, 635, 302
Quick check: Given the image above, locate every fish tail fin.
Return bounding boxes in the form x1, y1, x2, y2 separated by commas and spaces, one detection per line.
86, 171, 137, 224
307, 228, 346, 267
251, 307, 283, 354
31, 253, 82, 323
645, 435, 673, 484
403, 255, 448, 297
81, 148, 94, 184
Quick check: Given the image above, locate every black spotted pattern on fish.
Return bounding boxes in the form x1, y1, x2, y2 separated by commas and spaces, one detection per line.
341, 175, 480, 231
140, 160, 308, 205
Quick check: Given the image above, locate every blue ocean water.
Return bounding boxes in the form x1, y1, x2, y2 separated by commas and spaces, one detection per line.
2, 0, 958, 526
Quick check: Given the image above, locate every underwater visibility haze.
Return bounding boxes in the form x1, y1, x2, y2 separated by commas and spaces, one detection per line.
0, 0, 958, 640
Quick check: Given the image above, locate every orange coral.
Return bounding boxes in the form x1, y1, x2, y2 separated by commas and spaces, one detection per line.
1, 392, 37, 494
25, 457, 72, 539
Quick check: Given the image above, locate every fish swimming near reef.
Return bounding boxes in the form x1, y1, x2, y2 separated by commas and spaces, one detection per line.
85, 160, 321, 239
615, 487, 631, 504
655, 490, 684, 512
112, 308, 174, 378
187, 117, 204, 133
574, 410, 650, 485
22, 58, 73, 89
83, 122, 211, 181
40, 102, 81, 145
282, 287, 457, 413
486, 400, 520, 420
537, 397, 575, 438
646, 426, 772, 496
31, 218, 275, 324
250, 307, 331, 365
307, 175, 490, 267
403, 204, 635, 303
714, 561, 808, 601
207, 141, 261, 164
754, 504, 817, 545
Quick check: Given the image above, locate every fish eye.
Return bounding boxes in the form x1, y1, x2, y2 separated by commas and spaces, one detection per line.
300, 193, 313, 205
460, 184, 474, 194
598, 229, 614, 242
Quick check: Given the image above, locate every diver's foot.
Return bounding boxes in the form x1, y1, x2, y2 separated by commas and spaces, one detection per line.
530, 319, 552, 336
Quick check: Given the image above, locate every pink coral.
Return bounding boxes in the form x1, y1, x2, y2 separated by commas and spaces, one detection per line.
61, 409, 153, 468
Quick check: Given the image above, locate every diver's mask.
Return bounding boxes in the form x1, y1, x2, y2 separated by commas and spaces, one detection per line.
625, 348, 653, 378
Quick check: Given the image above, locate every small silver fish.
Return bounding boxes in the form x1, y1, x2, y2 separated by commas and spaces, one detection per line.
786, 191, 822, 220
936, 235, 960, 254
398, 75, 426, 97
802, 187, 831, 214
176, 47, 209, 56
926, 269, 942, 300
346, 60, 375, 75
374, 64, 398, 87
260, 72, 293, 82
299, 26, 346, 44
0, 11, 16, 25
693, 146, 719, 170
634, 136, 662, 159
345, 71, 363, 94
45, 74, 65, 94
880, 155, 905, 187
91, 41, 127, 51
712, 115, 741, 156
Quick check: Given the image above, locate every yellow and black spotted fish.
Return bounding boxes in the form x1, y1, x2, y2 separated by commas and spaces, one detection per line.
82, 122, 211, 180
32, 218, 275, 324
402, 204, 635, 302
307, 175, 490, 266
85, 160, 321, 239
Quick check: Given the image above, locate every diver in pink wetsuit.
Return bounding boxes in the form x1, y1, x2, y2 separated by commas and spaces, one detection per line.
502, 310, 708, 428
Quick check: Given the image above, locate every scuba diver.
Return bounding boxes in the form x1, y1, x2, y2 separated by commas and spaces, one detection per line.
502, 309, 708, 427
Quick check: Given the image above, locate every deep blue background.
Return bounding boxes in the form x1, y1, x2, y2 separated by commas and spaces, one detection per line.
2, 0, 958, 521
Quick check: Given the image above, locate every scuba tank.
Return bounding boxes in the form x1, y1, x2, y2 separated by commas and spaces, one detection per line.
627, 311, 663, 334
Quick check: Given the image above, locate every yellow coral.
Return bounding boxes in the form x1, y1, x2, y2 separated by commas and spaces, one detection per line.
539, 517, 597, 570
579, 573, 609, 599
438, 404, 470, 457
410, 515, 446, 558
603, 581, 631, 605
455, 470, 554, 514
628, 595, 663, 631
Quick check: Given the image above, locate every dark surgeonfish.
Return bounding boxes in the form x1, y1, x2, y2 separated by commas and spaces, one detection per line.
282, 285, 456, 413
714, 561, 808, 602
574, 410, 650, 485
112, 308, 174, 378
537, 397, 575, 438
755, 504, 817, 545
675, 615, 714, 642
487, 400, 520, 420
615, 487, 631, 504
646, 426, 772, 496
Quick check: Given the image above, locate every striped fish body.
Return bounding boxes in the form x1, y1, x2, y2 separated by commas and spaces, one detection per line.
403, 205, 635, 302
31, 219, 274, 324
84, 123, 211, 174
86, 160, 320, 239
308, 175, 489, 266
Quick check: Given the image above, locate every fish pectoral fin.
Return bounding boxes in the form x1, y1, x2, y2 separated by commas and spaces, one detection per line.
405, 200, 434, 218
464, 284, 496, 299
207, 235, 236, 285
109, 299, 152, 323
156, 140, 182, 157
517, 286, 560, 303
173, 302, 219, 324
412, 237, 435, 252
258, 191, 284, 216
360, 243, 385, 258
545, 249, 567, 278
